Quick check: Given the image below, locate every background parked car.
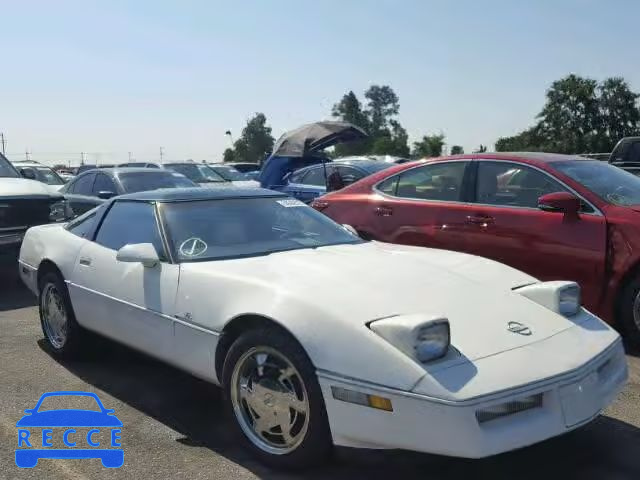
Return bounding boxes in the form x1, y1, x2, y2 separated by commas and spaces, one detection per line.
224, 162, 260, 173
12, 161, 66, 191
609, 136, 640, 175
161, 162, 232, 187
313, 152, 640, 345
75, 164, 116, 175
61, 167, 196, 217
0, 153, 65, 266
118, 162, 161, 168
207, 163, 260, 187
280, 158, 394, 203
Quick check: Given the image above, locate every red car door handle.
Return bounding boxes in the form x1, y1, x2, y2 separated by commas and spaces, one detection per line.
466, 214, 494, 225
375, 206, 393, 216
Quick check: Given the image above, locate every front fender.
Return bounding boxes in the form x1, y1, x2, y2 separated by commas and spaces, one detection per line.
174, 268, 426, 391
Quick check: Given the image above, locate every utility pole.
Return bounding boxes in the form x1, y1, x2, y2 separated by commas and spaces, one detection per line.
128, 151, 133, 162
0, 133, 5, 155
80, 152, 86, 165
159, 146, 165, 164
25, 149, 31, 161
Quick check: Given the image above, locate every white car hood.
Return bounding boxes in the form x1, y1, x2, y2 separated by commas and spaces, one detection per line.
0, 177, 62, 197
185, 241, 578, 362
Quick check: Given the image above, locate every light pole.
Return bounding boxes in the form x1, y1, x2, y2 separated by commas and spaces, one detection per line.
0, 132, 5, 155
225, 130, 234, 146
159, 147, 165, 164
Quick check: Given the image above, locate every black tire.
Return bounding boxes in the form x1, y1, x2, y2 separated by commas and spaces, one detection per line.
38, 271, 86, 358
619, 276, 640, 347
221, 328, 332, 469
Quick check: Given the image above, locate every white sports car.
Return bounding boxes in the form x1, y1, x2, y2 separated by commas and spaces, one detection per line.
18, 187, 628, 468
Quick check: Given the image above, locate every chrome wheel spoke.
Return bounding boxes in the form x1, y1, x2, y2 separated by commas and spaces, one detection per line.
285, 394, 307, 414
230, 346, 310, 454
41, 284, 68, 349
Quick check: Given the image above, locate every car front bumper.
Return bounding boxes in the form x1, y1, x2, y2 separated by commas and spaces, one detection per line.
317, 340, 627, 458
0, 230, 24, 266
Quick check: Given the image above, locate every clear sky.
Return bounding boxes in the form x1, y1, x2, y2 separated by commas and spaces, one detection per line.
1, 0, 638, 165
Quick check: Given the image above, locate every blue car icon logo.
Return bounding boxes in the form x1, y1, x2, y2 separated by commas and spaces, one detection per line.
16, 391, 123, 468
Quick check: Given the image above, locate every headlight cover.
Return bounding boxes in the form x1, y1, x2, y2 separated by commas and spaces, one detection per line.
369, 314, 450, 364
515, 281, 581, 316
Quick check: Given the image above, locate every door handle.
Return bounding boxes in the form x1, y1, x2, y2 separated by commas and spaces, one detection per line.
79, 257, 92, 266
466, 215, 494, 225
375, 206, 393, 216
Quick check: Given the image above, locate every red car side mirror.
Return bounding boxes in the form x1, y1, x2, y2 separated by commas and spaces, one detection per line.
538, 192, 580, 217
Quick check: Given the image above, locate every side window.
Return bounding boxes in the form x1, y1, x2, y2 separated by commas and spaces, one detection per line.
394, 162, 469, 201
301, 166, 334, 187
336, 166, 365, 183
67, 213, 97, 238
288, 169, 307, 184
95, 201, 165, 258
476, 161, 567, 208
629, 142, 640, 163
73, 173, 96, 196
92, 174, 117, 195
376, 175, 399, 195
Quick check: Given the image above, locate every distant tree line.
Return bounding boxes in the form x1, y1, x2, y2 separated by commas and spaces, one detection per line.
222, 74, 640, 164
495, 74, 640, 154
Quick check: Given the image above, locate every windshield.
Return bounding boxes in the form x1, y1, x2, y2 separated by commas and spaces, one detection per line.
119, 171, 196, 193
209, 165, 246, 181
165, 163, 226, 183
0, 155, 20, 178
161, 197, 363, 262
28, 166, 64, 185
551, 160, 640, 206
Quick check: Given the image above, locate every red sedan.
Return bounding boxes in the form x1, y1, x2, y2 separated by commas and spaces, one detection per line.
312, 152, 640, 344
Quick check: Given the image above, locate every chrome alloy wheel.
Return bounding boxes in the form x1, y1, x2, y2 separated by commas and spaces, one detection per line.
230, 346, 310, 455
41, 283, 68, 349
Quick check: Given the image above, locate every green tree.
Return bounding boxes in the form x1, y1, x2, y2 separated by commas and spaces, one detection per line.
597, 77, 640, 151
364, 85, 400, 137
495, 127, 543, 152
536, 74, 601, 153
370, 121, 410, 157
230, 113, 274, 164
332, 91, 370, 156
496, 74, 640, 154
222, 148, 235, 163
413, 133, 445, 157
450, 145, 464, 155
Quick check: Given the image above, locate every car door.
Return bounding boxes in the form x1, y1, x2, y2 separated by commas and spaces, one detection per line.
466, 159, 607, 310
365, 161, 476, 253
288, 165, 335, 203
65, 172, 100, 217
68, 200, 179, 361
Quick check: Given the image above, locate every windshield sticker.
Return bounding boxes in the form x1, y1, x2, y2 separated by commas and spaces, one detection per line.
277, 199, 305, 208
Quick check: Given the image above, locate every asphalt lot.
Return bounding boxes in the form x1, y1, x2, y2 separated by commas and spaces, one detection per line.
1, 274, 639, 480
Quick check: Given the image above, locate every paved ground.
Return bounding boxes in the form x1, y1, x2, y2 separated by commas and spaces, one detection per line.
1, 275, 639, 480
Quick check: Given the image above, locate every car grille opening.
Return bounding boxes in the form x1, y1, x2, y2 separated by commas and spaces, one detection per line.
0, 198, 54, 229
476, 393, 544, 424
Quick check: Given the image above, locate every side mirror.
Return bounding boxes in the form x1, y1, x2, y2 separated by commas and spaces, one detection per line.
538, 192, 580, 217
342, 224, 359, 237
97, 190, 116, 200
116, 243, 159, 268
20, 168, 36, 180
